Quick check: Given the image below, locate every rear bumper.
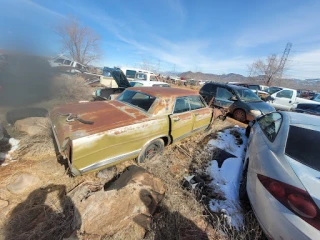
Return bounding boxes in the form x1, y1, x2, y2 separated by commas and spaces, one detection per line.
247, 172, 319, 240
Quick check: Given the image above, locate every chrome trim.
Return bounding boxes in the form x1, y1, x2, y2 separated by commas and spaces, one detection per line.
79, 149, 141, 174
49, 118, 62, 153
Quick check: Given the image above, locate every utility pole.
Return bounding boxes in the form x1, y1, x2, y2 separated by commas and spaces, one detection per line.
278, 42, 292, 79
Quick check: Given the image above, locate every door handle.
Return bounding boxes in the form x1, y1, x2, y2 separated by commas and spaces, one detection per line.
173, 118, 180, 122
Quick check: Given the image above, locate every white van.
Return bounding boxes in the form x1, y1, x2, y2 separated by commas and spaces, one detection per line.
120, 67, 158, 81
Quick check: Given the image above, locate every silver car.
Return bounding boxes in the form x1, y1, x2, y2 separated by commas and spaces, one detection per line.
242, 112, 320, 239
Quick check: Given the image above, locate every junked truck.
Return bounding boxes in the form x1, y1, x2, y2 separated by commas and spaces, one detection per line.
50, 87, 213, 176
266, 88, 319, 111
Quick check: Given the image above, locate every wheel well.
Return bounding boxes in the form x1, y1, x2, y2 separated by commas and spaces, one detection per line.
161, 136, 170, 146
233, 108, 246, 115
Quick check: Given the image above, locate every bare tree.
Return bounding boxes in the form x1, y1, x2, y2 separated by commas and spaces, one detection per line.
55, 17, 101, 65
249, 55, 282, 86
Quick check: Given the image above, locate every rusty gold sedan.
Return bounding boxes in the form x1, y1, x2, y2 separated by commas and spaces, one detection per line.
50, 87, 214, 175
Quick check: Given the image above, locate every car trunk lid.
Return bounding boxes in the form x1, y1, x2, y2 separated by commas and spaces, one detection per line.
50, 100, 147, 149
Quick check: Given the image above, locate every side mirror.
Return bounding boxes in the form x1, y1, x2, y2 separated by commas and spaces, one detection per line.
230, 96, 238, 101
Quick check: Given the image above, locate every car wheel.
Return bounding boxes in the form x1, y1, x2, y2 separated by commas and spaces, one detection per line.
138, 139, 164, 163
245, 125, 251, 137
239, 163, 249, 202
233, 109, 246, 123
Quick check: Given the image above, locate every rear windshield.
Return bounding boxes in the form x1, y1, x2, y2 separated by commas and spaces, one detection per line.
117, 90, 156, 112
285, 126, 320, 171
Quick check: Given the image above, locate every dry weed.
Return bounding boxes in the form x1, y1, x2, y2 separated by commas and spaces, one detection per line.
51, 75, 92, 102
12, 118, 55, 161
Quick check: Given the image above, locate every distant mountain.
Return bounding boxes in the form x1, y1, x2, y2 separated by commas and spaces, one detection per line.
177, 71, 320, 91
179, 71, 247, 83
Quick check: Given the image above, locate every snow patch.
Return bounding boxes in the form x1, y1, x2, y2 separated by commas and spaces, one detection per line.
207, 127, 247, 229
0, 138, 20, 166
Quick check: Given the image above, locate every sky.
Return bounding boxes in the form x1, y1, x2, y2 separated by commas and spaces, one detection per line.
1, 0, 320, 80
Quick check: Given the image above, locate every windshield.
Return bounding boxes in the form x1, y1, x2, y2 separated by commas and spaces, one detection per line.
235, 89, 261, 102
266, 87, 282, 95
117, 90, 156, 112
286, 126, 320, 171
248, 85, 260, 91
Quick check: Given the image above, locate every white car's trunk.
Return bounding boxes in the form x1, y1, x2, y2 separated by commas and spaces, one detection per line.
287, 156, 320, 209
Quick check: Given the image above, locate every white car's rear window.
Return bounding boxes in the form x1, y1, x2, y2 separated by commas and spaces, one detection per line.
286, 126, 320, 171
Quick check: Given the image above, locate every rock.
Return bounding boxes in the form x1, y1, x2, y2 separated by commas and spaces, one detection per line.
0, 199, 8, 208
96, 166, 116, 181
7, 173, 41, 194
14, 117, 49, 136
70, 166, 165, 239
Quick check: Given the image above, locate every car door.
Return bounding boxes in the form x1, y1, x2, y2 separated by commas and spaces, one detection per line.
170, 97, 193, 142
271, 90, 295, 111
214, 87, 234, 108
188, 95, 213, 131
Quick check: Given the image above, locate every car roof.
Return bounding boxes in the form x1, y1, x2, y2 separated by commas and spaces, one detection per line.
127, 87, 198, 97
205, 82, 248, 90
286, 112, 320, 130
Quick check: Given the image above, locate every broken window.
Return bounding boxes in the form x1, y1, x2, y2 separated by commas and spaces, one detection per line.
258, 112, 282, 142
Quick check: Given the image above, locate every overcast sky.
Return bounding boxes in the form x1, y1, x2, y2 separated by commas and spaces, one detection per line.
1, 0, 320, 79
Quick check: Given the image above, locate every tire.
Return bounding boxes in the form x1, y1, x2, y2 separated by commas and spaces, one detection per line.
233, 109, 246, 123
137, 139, 164, 163
239, 163, 249, 202
245, 125, 251, 138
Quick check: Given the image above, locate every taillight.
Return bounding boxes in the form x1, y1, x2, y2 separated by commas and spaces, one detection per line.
258, 174, 320, 231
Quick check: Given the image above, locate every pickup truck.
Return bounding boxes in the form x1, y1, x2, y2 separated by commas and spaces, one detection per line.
266, 88, 319, 111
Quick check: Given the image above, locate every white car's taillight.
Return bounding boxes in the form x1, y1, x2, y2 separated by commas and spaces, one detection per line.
258, 174, 320, 231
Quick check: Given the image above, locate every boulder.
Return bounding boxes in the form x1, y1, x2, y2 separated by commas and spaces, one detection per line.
0, 199, 8, 209
14, 117, 49, 136
70, 166, 165, 239
6, 173, 41, 194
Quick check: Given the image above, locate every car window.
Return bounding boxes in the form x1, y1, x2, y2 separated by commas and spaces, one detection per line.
216, 87, 233, 100
286, 126, 320, 171
188, 96, 206, 110
130, 82, 143, 87
173, 97, 190, 114
201, 84, 215, 93
126, 70, 136, 78
136, 73, 147, 80
54, 58, 64, 63
248, 85, 260, 91
236, 89, 261, 102
276, 90, 293, 99
258, 112, 282, 142
150, 75, 157, 81
117, 90, 156, 111
64, 60, 71, 65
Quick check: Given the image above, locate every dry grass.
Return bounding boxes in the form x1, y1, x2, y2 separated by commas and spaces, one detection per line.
12, 118, 55, 161
51, 75, 93, 102
140, 119, 263, 240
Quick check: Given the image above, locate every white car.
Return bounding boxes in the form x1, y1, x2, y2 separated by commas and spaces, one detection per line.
266, 87, 318, 111
129, 80, 170, 88
242, 112, 320, 240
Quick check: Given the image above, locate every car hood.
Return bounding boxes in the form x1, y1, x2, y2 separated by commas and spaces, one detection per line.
245, 101, 275, 114
50, 100, 147, 149
103, 67, 131, 88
